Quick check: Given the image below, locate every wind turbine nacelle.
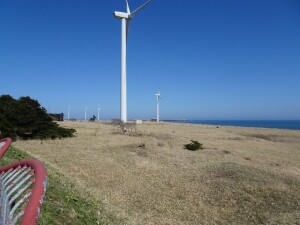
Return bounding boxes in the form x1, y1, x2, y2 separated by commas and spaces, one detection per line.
114, 11, 131, 19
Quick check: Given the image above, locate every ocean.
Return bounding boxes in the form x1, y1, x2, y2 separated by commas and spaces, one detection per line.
165, 120, 300, 130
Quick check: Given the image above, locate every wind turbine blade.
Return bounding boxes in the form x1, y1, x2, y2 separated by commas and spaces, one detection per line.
130, 0, 152, 17
126, 20, 130, 42
126, 0, 131, 14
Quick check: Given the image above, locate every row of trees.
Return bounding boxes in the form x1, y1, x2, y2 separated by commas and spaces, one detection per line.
0, 95, 75, 140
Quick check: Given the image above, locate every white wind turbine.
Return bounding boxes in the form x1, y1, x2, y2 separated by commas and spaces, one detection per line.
155, 91, 162, 122
84, 106, 88, 121
97, 106, 101, 121
114, 0, 152, 122
67, 106, 70, 120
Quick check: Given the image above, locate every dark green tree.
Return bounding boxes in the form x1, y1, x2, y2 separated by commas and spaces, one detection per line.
0, 95, 75, 140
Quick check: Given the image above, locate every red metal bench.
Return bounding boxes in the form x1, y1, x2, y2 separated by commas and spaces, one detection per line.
0, 138, 12, 159
0, 138, 47, 225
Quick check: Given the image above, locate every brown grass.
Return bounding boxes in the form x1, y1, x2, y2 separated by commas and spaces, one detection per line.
13, 121, 300, 224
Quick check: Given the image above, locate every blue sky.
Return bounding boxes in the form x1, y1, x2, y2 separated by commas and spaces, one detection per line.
0, 0, 299, 120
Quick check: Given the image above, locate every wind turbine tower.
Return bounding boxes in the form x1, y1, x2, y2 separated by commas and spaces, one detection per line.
67, 106, 70, 120
97, 107, 101, 121
155, 91, 162, 122
114, 0, 152, 122
85, 106, 88, 121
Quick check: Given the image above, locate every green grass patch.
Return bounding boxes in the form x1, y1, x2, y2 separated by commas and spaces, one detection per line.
0, 147, 120, 225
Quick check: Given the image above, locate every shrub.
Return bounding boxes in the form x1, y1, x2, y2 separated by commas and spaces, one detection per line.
184, 140, 203, 151
0, 95, 76, 140
138, 143, 146, 148
111, 119, 138, 135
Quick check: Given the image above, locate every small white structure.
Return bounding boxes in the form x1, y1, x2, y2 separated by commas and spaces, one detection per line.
135, 120, 143, 125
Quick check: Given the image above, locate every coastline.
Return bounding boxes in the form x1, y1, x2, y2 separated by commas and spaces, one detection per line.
164, 119, 300, 130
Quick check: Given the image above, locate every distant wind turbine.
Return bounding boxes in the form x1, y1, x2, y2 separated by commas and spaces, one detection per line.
67, 106, 70, 120
155, 91, 162, 122
85, 106, 88, 121
97, 107, 101, 121
114, 0, 152, 122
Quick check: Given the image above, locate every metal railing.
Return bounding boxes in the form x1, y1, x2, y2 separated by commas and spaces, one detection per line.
0, 138, 12, 159
0, 138, 47, 225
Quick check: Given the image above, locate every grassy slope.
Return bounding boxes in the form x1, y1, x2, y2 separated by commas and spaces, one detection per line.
203, 162, 300, 224
0, 146, 120, 225
11, 122, 300, 224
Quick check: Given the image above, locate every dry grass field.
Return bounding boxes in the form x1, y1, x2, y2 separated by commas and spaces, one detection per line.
13, 121, 300, 225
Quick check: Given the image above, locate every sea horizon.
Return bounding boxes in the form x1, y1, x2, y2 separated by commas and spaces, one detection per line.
164, 120, 300, 130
